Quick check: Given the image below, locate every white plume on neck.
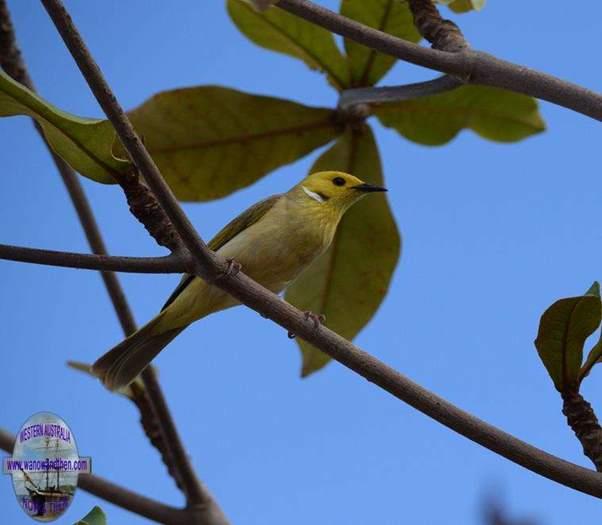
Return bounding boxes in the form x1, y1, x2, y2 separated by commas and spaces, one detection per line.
302, 186, 325, 204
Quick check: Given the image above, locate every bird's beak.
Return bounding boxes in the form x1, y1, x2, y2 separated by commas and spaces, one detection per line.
352, 182, 387, 193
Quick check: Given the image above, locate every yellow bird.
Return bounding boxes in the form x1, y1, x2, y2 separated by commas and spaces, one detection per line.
92, 171, 386, 390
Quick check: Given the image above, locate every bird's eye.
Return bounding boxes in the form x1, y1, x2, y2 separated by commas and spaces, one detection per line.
332, 177, 346, 187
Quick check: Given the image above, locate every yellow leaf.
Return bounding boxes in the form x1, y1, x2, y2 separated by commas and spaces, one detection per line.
227, 0, 350, 90
0, 68, 128, 183
375, 85, 545, 145
128, 85, 341, 201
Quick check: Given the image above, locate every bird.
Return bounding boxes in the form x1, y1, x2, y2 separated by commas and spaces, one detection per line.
92, 170, 387, 390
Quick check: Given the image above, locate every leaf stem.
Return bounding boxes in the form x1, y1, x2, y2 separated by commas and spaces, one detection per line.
338, 74, 462, 111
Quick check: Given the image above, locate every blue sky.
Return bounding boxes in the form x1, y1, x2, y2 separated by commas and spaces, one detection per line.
1, 1, 602, 524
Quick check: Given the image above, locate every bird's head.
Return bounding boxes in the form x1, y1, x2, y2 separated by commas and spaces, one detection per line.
293, 171, 387, 213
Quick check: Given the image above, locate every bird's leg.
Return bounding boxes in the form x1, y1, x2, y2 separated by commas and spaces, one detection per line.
217, 258, 242, 280
287, 311, 326, 339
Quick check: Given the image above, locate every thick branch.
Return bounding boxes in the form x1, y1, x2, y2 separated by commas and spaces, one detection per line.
1, 1, 224, 520
0, 429, 188, 525
338, 74, 462, 111
277, 0, 602, 121
0, 243, 189, 273
408, 0, 468, 51
39, 0, 602, 500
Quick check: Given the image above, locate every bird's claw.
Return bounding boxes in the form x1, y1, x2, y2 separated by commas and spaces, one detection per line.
305, 310, 326, 328
218, 258, 242, 280
287, 311, 326, 339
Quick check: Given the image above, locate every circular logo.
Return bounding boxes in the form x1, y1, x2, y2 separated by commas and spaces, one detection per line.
3, 412, 91, 522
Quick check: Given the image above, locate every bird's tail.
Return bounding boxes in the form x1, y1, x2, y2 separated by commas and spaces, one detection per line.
92, 314, 185, 391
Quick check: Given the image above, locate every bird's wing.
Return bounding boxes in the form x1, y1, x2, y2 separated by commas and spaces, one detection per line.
161, 194, 282, 310
207, 194, 282, 251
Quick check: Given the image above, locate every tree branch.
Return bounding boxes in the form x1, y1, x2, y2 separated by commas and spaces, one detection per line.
0, 243, 189, 273
276, 0, 602, 121
47, 73, 227, 525
1, 1, 225, 521
118, 167, 184, 253
338, 74, 462, 112
0, 429, 189, 525
40, 0, 221, 282
408, 0, 468, 51
38, 0, 602, 501
562, 391, 602, 472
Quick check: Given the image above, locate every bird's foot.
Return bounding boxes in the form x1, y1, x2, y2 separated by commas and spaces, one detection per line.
305, 310, 326, 328
287, 311, 326, 339
218, 258, 242, 280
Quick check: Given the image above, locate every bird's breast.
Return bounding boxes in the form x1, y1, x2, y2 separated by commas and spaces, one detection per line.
218, 200, 337, 293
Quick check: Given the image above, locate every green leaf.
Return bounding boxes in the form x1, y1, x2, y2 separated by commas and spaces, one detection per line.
74, 506, 106, 525
440, 0, 486, 13
374, 85, 545, 145
340, 0, 421, 86
127, 85, 340, 201
0, 68, 128, 183
285, 125, 400, 376
534, 289, 601, 392
227, 0, 350, 90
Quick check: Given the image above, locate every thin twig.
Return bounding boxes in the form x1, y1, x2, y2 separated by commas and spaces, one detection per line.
0, 243, 188, 273
39, 0, 602, 500
0, 0, 31, 83
77, 474, 188, 525
1, 1, 224, 520
0, 429, 189, 525
277, 0, 602, 121
57, 155, 140, 333
338, 74, 462, 111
